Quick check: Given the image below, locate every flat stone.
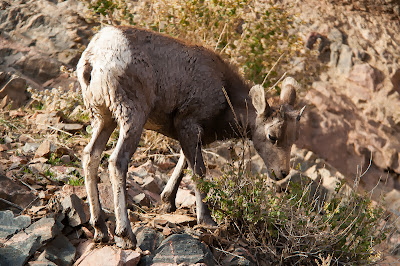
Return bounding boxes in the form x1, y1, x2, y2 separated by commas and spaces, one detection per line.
18, 134, 35, 143
61, 193, 89, 227
61, 123, 84, 132
25, 217, 63, 245
0, 231, 41, 266
23, 142, 40, 153
37, 234, 76, 266
133, 226, 164, 253
35, 140, 57, 158
152, 234, 213, 265
28, 258, 57, 266
0, 175, 36, 211
176, 189, 196, 208
35, 112, 62, 130
74, 239, 95, 262
0, 210, 31, 239
158, 214, 197, 226
132, 193, 151, 207
141, 176, 161, 194
75, 246, 140, 266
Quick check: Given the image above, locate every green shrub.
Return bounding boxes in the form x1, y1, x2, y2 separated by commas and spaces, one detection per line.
195, 155, 390, 265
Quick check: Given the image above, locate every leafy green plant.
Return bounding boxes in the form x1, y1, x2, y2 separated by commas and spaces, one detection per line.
196, 158, 390, 265
48, 153, 62, 166
44, 169, 55, 179
67, 169, 85, 186
68, 176, 85, 186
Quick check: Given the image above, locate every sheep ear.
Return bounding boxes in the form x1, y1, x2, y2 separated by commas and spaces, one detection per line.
249, 85, 267, 116
280, 77, 299, 106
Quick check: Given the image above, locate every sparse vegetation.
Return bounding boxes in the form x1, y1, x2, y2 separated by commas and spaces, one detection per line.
196, 144, 390, 265
67, 170, 85, 186
81, 0, 311, 89
0, 1, 394, 265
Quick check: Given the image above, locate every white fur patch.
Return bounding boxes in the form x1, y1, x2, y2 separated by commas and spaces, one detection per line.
77, 26, 132, 108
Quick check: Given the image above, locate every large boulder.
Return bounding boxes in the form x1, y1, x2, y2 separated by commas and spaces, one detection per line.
151, 234, 214, 265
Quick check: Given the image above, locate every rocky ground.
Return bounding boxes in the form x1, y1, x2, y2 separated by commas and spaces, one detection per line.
0, 0, 400, 265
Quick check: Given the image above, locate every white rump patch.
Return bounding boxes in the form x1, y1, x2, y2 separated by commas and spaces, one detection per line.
77, 26, 132, 108
88, 27, 132, 77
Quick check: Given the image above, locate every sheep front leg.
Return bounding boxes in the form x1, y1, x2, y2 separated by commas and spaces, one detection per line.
175, 121, 216, 226
83, 117, 116, 243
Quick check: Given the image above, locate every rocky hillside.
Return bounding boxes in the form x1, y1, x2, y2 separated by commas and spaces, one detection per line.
0, 0, 400, 265
281, 0, 400, 196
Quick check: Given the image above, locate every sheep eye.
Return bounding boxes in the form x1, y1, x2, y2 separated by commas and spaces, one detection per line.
268, 134, 278, 144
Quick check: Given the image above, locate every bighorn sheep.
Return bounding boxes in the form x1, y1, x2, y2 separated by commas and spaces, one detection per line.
76, 26, 305, 249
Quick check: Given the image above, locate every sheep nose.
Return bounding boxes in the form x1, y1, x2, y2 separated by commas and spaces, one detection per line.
281, 171, 288, 178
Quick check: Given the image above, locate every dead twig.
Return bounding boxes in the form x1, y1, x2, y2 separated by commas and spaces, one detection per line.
213, 246, 248, 260
261, 52, 286, 87
38, 123, 73, 136
267, 72, 287, 92
0, 197, 24, 211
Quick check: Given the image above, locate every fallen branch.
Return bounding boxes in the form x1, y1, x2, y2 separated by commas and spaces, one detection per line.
0, 197, 23, 211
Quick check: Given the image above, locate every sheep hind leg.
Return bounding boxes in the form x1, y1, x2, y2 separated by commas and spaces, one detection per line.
160, 149, 187, 212
108, 117, 145, 249
83, 116, 116, 243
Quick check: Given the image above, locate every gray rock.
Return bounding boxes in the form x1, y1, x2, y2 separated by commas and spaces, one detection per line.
25, 217, 63, 245
132, 193, 151, 207
141, 176, 161, 194
0, 175, 36, 211
35, 112, 62, 130
35, 140, 57, 158
74, 245, 140, 266
61, 123, 84, 132
152, 234, 214, 265
132, 167, 148, 178
0, 210, 31, 239
328, 28, 344, 45
60, 155, 71, 164
61, 193, 89, 227
337, 45, 353, 74
0, 231, 41, 266
37, 234, 76, 266
329, 42, 342, 67
0, 0, 94, 89
222, 247, 256, 266
23, 142, 41, 153
28, 258, 57, 266
0, 74, 29, 109
133, 226, 164, 254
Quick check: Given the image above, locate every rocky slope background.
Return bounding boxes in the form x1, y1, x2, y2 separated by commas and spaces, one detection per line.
0, 0, 400, 265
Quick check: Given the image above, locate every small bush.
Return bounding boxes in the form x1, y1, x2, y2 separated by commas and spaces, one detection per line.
196, 150, 390, 265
